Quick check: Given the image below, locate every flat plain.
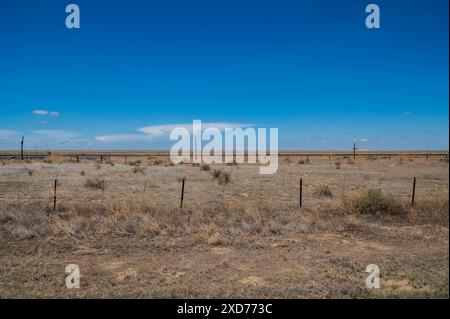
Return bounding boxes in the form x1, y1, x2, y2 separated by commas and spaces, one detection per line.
0, 154, 448, 298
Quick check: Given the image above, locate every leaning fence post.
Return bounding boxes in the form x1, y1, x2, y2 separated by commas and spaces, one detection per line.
53, 179, 57, 212
299, 178, 303, 208
411, 177, 416, 206
180, 178, 185, 208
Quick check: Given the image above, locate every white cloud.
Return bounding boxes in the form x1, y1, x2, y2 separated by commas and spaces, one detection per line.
32, 110, 60, 117
360, 138, 369, 142
96, 122, 254, 144
95, 134, 150, 143
32, 110, 49, 116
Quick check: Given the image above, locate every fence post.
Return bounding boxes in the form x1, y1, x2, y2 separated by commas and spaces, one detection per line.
180, 178, 185, 208
53, 179, 57, 212
21, 136, 24, 160
76, 155, 80, 163
411, 177, 416, 206
299, 178, 303, 208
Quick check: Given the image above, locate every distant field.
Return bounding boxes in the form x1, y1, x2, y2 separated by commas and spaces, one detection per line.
0, 153, 448, 298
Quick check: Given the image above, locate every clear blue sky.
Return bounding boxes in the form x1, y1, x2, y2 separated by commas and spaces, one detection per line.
0, 0, 448, 150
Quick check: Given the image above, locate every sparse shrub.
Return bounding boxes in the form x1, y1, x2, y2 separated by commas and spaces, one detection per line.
211, 169, 231, 185
335, 161, 341, 169
25, 168, 34, 176
95, 164, 101, 170
220, 171, 231, 185
212, 169, 222, 179
201, 163, 210, 171
129, 160, 141, 166
84, 178, 105, 191
80, 170, 85, 176
351, 189, 405, 216
132, 166, 145, 174
299, 157, 310, 164
192, 163, 200, 167
152, 160, 162, 166
314, 185, 332, 197
347, 159, 354, 165
367, 156, 377, 161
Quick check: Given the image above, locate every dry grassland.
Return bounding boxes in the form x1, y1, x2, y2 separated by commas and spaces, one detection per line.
0, 155, 448, 298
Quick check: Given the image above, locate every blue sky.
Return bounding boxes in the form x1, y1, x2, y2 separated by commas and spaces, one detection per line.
0, 0, 448, 150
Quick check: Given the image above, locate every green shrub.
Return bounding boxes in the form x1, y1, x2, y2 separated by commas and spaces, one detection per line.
352, 189, 405, 215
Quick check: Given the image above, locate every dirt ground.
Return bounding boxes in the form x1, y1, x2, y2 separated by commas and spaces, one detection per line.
0, 156, 448, 298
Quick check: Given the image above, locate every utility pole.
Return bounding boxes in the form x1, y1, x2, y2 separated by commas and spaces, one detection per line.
21, 136, 24, 160
353, 142, 356, 159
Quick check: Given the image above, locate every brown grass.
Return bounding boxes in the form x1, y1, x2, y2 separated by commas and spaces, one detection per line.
0, 191, 447, 241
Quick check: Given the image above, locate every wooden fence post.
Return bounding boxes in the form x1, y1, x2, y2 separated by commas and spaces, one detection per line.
411, 177, 416, 206
299, 178, 303, 208
53, 179, 57, 212
180, 178, 185, 208
21, 136, 24, 160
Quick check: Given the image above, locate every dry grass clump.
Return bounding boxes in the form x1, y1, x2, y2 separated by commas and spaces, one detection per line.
132, 166, 145, 174
314, 185, 332, 197
298, 158, 310, 165
335, 161, 341, 169
212, 169, 231, 185
151, 159, 162, 166
128, 160, 142, 166
84, 178, 105, 191
200, 163, 210, 171
0, 192, 447, 242
409, 198, 449, 225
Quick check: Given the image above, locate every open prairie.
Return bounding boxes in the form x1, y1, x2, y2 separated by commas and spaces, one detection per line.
0, 155, 448, 298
